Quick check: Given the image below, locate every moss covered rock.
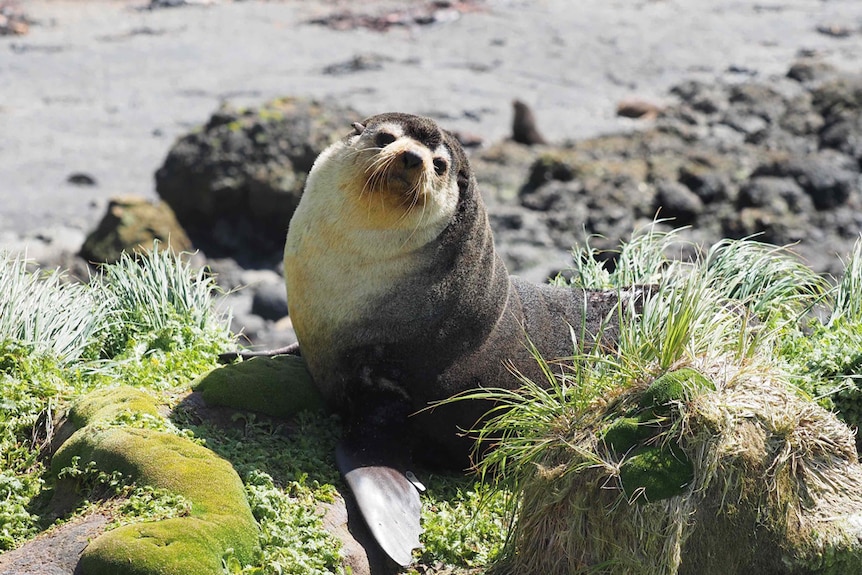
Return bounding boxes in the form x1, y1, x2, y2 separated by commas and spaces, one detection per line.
155, 97, 362, 260
52, 386, 259, 575
79, 196, 192, 264
193, 355, 323, 418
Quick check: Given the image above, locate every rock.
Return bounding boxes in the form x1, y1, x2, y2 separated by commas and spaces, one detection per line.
194, 355, 321, 417
654, 180, 704, 225
0, 513, 110, 575
52, 387, 259, 575
753, 150, 858, 210
322, 53, 392, 75
205, 257, 246, 291
66, 172, 97, 186
0, 5, 30, 36
79, 196, 192, 264
671, 80, 728, 115
483, 66, 862, 275
617, 98, 663, 120
786, 58, 838, 84
737, 176, 812, 214
155, 97, 362, 265
251, 280, 288, 321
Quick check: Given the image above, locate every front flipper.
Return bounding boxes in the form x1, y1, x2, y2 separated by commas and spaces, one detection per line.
218, 341, 301, 364
336, 440, 422, 567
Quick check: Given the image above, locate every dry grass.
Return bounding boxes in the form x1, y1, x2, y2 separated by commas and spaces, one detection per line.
479, 231, 862, 575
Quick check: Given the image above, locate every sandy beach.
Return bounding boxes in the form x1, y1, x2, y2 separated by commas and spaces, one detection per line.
3, 0, 862, 238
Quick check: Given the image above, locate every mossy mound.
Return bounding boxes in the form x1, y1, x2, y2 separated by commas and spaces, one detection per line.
193, 355, 323, 418
639, 367, 714, 411
599, 368, 713, 501
52, 386, 259, 575
618, 445, 693, 502
494, 363, 862, 575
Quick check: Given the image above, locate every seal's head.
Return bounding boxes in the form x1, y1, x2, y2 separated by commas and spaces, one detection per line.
284, 114, 482, 369
299, 113, 469, 242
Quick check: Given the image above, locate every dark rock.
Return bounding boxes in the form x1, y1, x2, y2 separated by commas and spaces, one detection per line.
812, 75, 862, 127
231, 311, 267, 345
66, 172, 97, 186
205, 257, 246, 291
251, 281, 288, 321
654, 180, 704, 225
786, 58, 838, 84
720, 110, 769, 143
155, 97, 361, 265
738, 176, 812, 215
753, 150, 858, 210
678, 162, 730, 204
322, 53, 392, 75
671, 80, 728, 115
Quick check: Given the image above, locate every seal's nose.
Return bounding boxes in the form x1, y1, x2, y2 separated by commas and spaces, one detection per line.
400, 150, 423, 169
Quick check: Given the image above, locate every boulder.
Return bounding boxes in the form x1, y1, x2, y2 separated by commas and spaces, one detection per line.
79, 196, 192, 264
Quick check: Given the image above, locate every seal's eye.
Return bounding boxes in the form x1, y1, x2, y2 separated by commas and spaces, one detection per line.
375, 132, 396, 148
433, 158, 448, 176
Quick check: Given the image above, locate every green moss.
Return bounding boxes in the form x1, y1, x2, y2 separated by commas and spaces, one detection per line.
193, 355, 323, 418
65, 387, 160, 429
619, 445, 693, 503
52, 386, 258, 575
640, 367, 715, 411
602, 416, 655, 454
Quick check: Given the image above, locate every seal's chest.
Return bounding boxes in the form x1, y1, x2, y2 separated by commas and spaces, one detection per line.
283, 216, 419, 350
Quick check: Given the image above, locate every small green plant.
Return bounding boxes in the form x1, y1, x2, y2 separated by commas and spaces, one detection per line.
419, 475, 509, 568
56, 456, 192, 528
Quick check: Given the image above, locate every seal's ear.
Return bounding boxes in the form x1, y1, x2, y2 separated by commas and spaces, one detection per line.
444, 130, 471, 196
351, 122, 366, 136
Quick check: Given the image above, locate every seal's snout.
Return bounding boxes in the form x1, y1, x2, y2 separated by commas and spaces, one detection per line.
400, 150, 423, 169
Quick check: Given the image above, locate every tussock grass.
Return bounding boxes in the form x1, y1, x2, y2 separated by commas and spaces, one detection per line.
477, 229, 862, 575
0, 253, 107, 365
97, 245, 232, 360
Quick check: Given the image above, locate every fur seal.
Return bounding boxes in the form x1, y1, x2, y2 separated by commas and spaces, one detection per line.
512, 99, 547, 145
280, 113, 634, 565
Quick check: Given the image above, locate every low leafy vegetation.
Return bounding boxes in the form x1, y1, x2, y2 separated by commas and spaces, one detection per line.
0, 247, 506, 574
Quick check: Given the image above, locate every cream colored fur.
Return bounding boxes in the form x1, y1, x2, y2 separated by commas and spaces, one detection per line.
284, 126, 459, 352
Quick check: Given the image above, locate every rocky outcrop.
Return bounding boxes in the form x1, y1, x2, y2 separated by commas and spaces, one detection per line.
481, 64, 862, 280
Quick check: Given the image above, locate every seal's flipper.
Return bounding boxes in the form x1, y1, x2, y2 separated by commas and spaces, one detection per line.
218, 342, 301, 364
336, 441, 422, 567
